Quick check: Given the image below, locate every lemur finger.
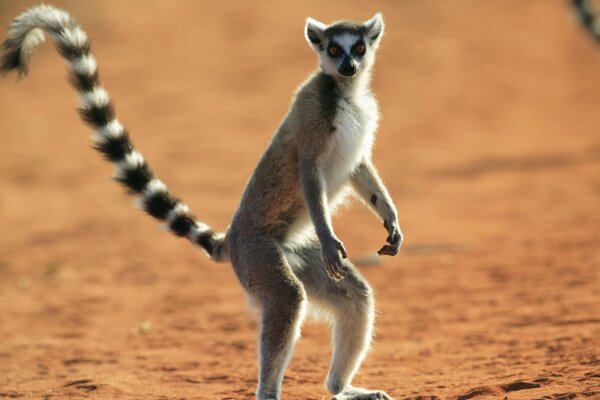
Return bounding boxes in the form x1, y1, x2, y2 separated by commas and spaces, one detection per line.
333, 259, 344, 273
386, 232, 394, 244
337, 243, 348, 259
333, 268, 344, 280
332, 258, 347, 279
325, 266, 337, 280
384, 221, 396, 243
325, 259, 343, 280
386, 227, 402, 245
390, 231, 401, 245
378, 244, 398, 256
377, 247, 388, 256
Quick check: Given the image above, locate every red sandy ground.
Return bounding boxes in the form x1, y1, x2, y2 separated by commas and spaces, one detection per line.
0, 1, 598, 399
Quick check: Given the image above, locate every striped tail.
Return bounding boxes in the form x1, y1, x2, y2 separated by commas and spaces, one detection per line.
572, 0, 600, 43
1, 5, 229, 262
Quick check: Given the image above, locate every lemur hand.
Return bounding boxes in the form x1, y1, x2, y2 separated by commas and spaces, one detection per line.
378, 218, 403, 256
322, 236, 348, 280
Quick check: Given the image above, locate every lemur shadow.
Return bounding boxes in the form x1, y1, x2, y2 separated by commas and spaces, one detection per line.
430, 145, 600, 179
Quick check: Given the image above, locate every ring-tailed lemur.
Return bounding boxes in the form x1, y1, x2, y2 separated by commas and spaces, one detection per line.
571, 0, 600, 42
2, 6, 402, 400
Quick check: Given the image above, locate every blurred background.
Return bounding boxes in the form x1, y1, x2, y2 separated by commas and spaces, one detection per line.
0, 1, 598, 399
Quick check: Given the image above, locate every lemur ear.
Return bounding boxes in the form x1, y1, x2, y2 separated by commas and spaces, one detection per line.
363, 13, 385, 46
305, 17, 327, 49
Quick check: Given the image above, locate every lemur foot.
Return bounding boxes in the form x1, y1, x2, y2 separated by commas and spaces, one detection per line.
332, 387, 392, 400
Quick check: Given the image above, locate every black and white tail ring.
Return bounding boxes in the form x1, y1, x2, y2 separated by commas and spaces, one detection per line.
1, 5, 228, 262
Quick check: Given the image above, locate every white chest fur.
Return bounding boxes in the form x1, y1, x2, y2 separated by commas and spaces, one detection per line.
322, 93, 379, 201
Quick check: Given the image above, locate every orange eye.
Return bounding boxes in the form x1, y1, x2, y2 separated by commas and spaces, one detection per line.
355, 44, 366, 55
327, 46, 339, 57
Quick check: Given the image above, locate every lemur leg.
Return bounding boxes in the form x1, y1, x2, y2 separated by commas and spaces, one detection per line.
288, 242, 391, 400
230, 234, 307, 400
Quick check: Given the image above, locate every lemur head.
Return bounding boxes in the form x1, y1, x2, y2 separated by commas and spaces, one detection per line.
304, 13, 384, 79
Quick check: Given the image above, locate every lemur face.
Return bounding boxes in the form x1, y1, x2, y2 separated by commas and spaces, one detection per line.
305, 14, 384, 79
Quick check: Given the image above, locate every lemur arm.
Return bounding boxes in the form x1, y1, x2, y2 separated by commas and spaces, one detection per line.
350, 160, 396, 221
350, 160, 403, 256
299, 158, 348, 280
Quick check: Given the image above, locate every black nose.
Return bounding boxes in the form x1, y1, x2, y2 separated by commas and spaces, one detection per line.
339, 57, 357, 76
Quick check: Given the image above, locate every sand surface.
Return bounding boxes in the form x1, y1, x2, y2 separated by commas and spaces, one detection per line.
0, 1, 599, 399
